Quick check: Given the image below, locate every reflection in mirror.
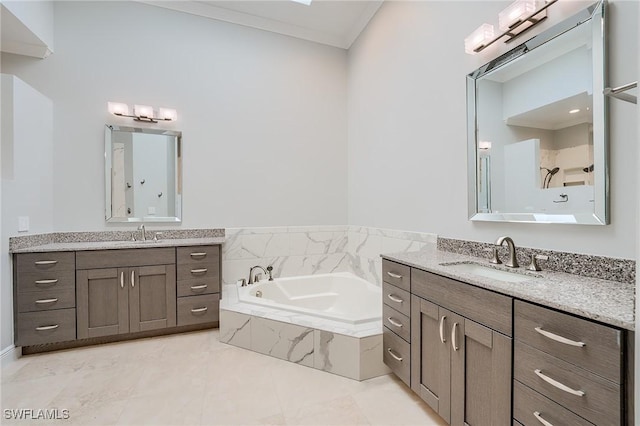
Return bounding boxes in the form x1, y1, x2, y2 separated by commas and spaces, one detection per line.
467, 1, 607, 224
105, 125, 182, 222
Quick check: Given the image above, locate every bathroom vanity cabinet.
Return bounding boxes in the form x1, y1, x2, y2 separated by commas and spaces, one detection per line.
381, 258, 632, 426
13, 244, 221, 351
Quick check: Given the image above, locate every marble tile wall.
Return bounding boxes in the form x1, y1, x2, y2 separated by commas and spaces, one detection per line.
222, 226, 437, 286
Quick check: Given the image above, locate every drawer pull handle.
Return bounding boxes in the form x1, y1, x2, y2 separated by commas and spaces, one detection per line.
191, 307, 208, 314
35, 298, 58, 304
386, 271, 402, 279
131, 270, 135, 288
190, 284, 208, 290
191, 268, 208, 274
387, 348, 403, 362
533, 411, 554, 426
35, 279, 58, 285
534, 369, 585, 396
190, 252, 207, 258
534, 327, 586, 347
35, 324, 59, 331
439, 315, 447, 343
387, 294, 403, 303
387, 317, 403, 328
35, 260, 58, 266
451, 322, 459, 351
120, 271, 124, 289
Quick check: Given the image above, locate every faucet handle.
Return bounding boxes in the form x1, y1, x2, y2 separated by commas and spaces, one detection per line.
489, 247, 502, 265
153, 232, 163, 241
131, 232, 137, 242
527, 254, 548, 271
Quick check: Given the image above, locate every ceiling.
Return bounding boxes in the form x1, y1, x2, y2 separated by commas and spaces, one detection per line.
139, 0, 383, 49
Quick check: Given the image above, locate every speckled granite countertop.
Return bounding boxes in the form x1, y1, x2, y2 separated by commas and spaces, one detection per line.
11, 237, 225, 253
382, 247, 635, 331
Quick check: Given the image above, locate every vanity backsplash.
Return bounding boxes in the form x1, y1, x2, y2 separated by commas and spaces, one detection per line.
437, 237, 635, 284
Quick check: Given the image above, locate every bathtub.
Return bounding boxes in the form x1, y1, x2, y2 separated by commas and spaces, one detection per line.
237, 272, 381, 324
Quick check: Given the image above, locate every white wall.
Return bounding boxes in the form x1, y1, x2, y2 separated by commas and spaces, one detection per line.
0, 1, 348, 231
347, 0, 638, 258
1, 74, 54, 352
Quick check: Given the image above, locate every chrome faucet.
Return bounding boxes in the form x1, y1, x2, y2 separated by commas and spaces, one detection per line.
494, 236, 519, 268
248, 265, 274, 284
138, 224, 146, 241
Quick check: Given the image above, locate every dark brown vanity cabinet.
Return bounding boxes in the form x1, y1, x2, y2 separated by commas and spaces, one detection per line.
410, 270, 511, 426
76, 249, 177, 339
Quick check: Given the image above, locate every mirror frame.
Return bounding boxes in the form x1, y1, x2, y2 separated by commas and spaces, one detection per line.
105, 124, 182, 223
466, 1, 608, 225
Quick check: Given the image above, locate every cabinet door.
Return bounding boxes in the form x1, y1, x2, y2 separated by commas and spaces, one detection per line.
129, 265, 176, 333
451, 318, 511, 426
77, 268, 129, 339
411, 296, 452, 423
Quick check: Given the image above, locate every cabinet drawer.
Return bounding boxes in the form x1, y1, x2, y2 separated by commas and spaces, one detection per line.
16, 270, 75, 294
177, 294, 220, 326
515, 300, 621, 383
383, 282, 410, 317
177, 262, 219, 282
383, 327, 410, 387
514, 341, 620, 426
17, 288, 76, 313
176, 245, 219, 265
383, 304, 410, 342
16, 252, 75, 274
76, 248, 175, 269
177, 277, 220, 297
382, 260, 410, 292
16, 309, 76, 346
412, 268, 512, 336
513, 380, 594, 426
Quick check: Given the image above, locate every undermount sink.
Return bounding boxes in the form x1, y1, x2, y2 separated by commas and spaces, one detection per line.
440, 262, 541, 283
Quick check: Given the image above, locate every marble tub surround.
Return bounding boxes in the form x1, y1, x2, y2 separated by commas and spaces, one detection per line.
220, 309, 389, 381
382, 246, 635, 330
9, 228, 225, 253
438, 236, 635, 283
222, 225, 436, 287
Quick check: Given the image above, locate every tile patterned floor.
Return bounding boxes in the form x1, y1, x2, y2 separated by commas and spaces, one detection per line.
1, 330, 447, 425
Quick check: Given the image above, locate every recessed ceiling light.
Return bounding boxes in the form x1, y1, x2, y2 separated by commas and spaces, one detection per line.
569, 109, 580, 114
290, 0, 312, 5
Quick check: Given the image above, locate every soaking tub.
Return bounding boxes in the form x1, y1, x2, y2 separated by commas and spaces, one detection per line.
237, 272, 381, 324
219, 272, 389, 381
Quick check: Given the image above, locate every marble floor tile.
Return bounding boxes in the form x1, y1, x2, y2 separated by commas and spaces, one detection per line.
1, 329, 444, 426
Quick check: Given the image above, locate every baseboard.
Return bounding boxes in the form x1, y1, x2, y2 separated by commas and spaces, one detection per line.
1, 344, 21, 367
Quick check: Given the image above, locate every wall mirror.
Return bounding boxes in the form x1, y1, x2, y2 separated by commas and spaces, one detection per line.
467, 1, 607, 224
105, 125, 182, 223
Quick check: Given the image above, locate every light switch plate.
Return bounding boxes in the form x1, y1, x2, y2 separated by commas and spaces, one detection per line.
18, 216, 29, 232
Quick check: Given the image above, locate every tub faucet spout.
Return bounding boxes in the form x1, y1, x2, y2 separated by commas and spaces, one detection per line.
248, 266, 267, 285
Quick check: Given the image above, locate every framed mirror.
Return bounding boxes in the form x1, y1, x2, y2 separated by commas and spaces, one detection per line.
467, 1, 607, 224
105, 125, 182, 222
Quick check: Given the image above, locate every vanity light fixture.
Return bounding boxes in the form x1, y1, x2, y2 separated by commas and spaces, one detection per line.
465, 0, 557, 55
107, 102, 177, 123
465, 24, 495, 54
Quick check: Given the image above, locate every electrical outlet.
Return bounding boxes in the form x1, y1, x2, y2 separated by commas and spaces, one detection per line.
18, 216, 29, 232
147, 206, 156, 215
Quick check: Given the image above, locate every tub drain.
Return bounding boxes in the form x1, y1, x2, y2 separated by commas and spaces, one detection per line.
256, 290, 262, 298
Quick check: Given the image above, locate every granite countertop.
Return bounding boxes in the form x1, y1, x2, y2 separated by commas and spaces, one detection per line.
382, 246, 635, 331
11, 237, 225, 253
